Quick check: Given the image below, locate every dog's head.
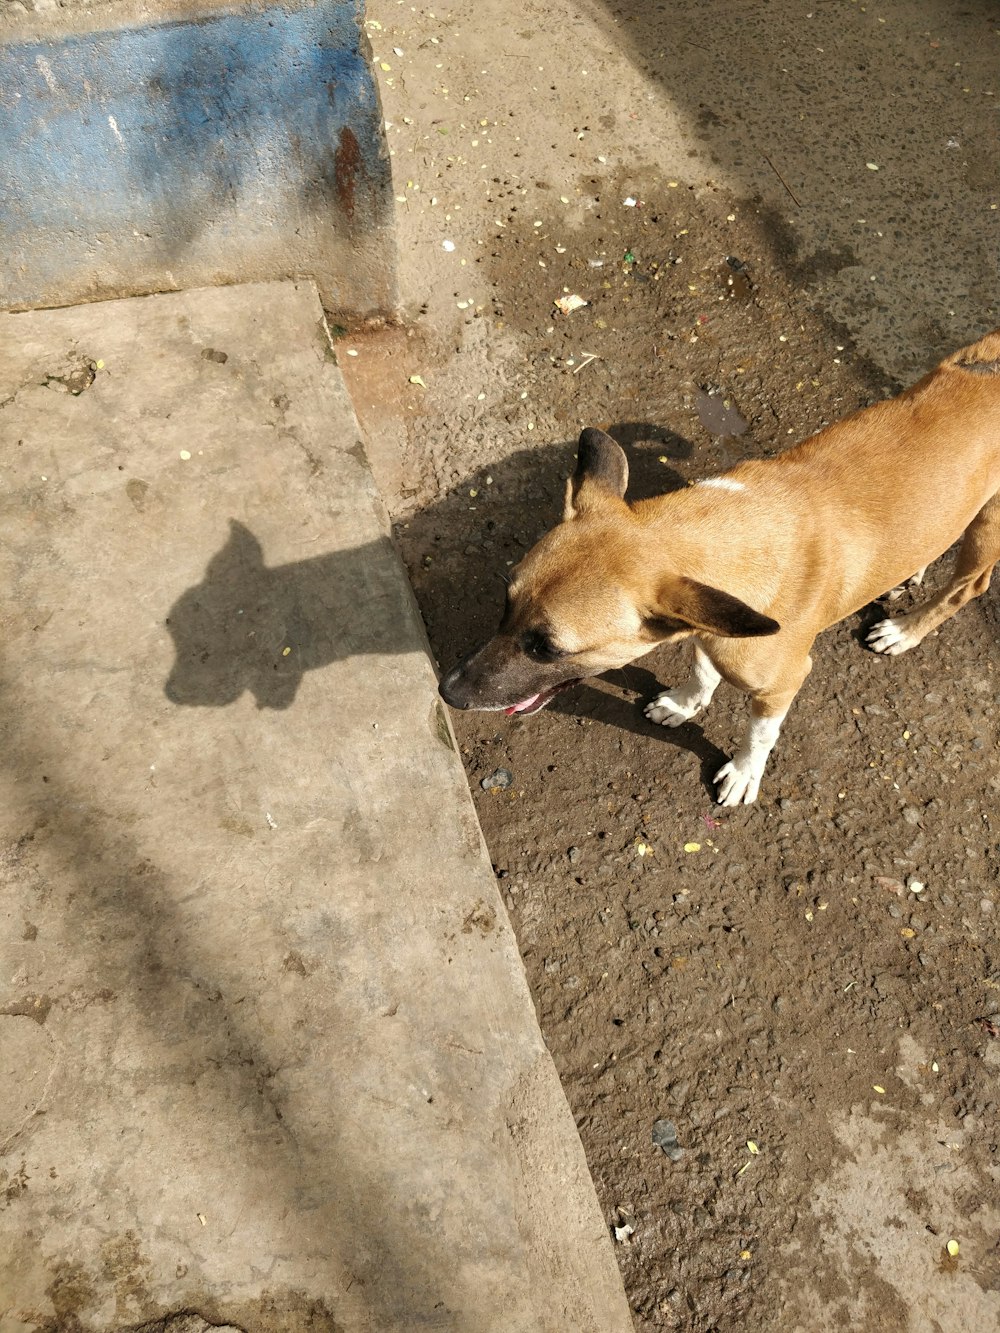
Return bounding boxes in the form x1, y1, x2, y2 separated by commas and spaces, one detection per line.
439, 429, 779, 715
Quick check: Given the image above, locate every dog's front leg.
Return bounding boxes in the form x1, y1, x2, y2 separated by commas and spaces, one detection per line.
645, 640, 721, 727
714, 661, 811, 806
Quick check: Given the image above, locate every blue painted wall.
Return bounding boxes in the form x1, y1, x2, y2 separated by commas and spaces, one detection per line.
0, 1, 395, 315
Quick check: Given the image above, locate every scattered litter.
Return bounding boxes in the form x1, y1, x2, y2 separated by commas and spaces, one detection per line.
572, 352, 600, 374
481, 768, 513, 792
554, 293, 588, 315
409, 374, 428, 388
976, 1016, 999, 1037
623, 249, 636, 266
635, 841, 653, 857
613, 1206, 637, 1243
683, 842, 701, 853
179, 450, 191, 461
623, 196, 638, 207
442, 239, 456, 251
747, 1140, 759, 1155
873, 1084, 886, 1095
866, 161, 880, 171
908, 878, 926, 894
588, 258, 605, 268
652, 1119, 684, 1162
282, 646, 292, 657
947, 1239, 960, 1258
265, 812, 277, 829
346, 348, 359, 356
703, 814, 721, 830
197, 1213, 207, 1226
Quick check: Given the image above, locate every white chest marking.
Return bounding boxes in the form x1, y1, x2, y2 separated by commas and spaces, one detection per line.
697, 477, 745, 493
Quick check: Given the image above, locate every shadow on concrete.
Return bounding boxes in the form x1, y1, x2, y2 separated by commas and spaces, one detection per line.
582, 0, 999, 375
164, 521, 413, 709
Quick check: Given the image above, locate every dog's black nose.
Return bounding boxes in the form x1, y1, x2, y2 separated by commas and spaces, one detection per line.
438, 665, 469, 709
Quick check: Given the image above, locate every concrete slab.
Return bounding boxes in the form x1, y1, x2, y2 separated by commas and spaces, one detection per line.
0, 282, 633, 1333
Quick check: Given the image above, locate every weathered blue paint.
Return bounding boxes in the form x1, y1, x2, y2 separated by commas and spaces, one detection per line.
0, 1, 395, 315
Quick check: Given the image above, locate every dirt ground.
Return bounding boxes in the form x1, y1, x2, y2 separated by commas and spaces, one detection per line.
342, 2, 1000, 1329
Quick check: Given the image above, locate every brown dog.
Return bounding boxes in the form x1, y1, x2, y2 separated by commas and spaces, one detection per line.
439, 332, 1000, 804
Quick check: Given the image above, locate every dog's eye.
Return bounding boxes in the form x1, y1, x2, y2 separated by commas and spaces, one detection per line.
522, 630, 564, 661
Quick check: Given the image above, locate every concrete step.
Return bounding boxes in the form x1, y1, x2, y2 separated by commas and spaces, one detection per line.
0, 282, 633, 1333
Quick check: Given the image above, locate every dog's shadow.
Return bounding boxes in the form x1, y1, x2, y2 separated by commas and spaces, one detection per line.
550, 666, 730, 794
164, 519, 416, 709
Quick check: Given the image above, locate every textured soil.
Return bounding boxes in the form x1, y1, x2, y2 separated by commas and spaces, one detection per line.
345, 2, 1000, 1328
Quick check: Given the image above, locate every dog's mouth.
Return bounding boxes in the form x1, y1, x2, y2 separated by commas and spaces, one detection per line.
503, 679, 580, 716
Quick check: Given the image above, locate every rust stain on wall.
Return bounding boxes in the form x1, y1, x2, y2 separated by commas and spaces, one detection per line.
334, 126, 363, 220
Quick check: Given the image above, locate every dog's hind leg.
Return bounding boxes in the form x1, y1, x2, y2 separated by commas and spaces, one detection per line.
645, 639, 721, 727
868, 492, 1000, 655
886, 565, 928, 601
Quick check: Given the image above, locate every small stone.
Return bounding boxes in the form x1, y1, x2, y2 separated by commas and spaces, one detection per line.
568, 845, 582, 864
652, 1118, 685, 1161
902, 806, 921, 826
481, 768, 513, 791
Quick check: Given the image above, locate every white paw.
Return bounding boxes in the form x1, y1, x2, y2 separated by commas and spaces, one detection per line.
867, 617, 919, 656
714, 757, 764, 806
645, 689, 703, 727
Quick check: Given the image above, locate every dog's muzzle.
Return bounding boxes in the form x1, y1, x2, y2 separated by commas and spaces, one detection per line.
438, 663, 474, 709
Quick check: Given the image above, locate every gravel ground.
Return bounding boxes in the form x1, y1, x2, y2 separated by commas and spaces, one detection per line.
342, 2, 1000, 1328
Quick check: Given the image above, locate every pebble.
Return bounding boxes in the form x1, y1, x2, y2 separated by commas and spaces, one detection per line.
652, 1118, 685, 1161
902, 806, 921, 826
481, 768, 513, 791
568, 845, 582, 864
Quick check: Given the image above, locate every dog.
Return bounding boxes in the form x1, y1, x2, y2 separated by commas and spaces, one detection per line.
439, 331, 1000, 805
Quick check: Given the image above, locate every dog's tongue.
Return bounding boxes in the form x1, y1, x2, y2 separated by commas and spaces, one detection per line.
504, 693, 542, 716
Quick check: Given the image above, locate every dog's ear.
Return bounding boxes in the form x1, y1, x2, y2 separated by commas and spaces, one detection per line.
564, 428, 629, 519
649, 576, 780, 639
